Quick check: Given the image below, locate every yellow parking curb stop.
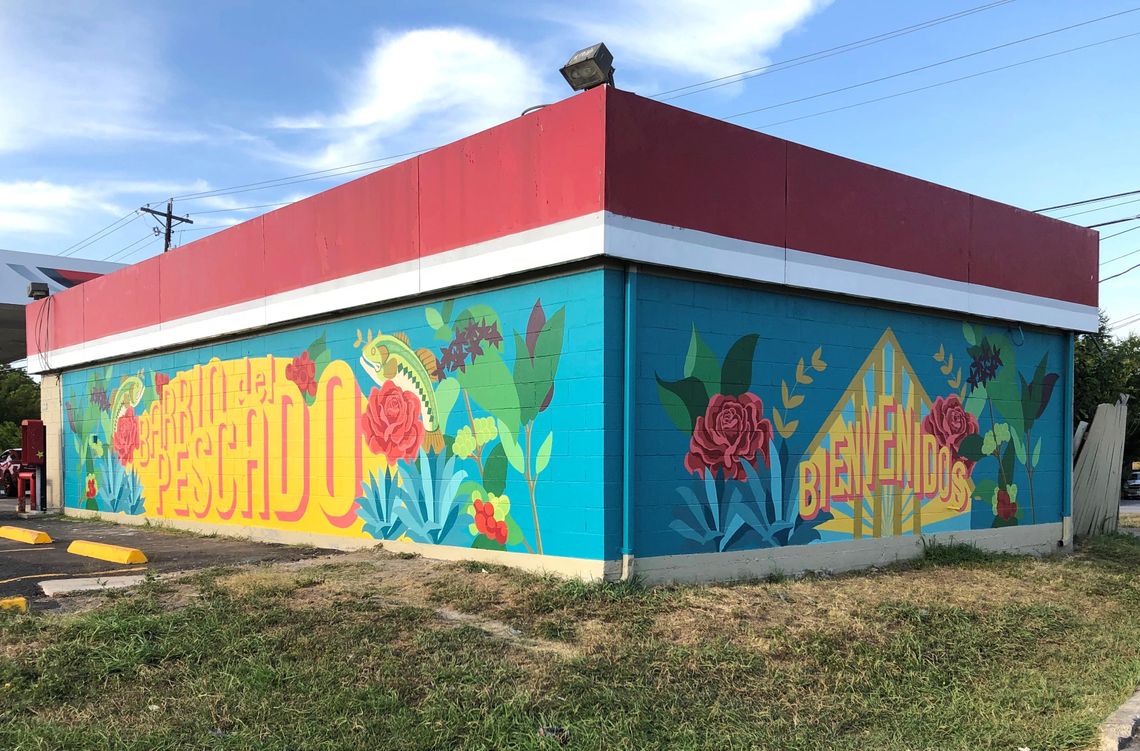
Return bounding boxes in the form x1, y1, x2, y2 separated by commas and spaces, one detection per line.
67, 540, 148, 565
0, 525, 53, 545
0, 596, 28, 613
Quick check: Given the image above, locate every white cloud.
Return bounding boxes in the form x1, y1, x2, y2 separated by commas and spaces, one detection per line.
0, 179, 211, 236
558, 0, 830, 82
271, 28, 546, 169
0, 3, 193, 153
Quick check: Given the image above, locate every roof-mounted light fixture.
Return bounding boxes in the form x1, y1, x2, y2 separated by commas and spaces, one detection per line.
560, 43, 615, 92
26, 282, 49, 301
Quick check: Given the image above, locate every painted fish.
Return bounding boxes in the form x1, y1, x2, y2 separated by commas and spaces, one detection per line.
360, 331, 445, 453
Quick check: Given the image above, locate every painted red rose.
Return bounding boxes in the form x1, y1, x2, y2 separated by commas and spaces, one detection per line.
362, 382, 424, 464
154, 372, 170, 395
112, 412, 140, 465
996, 488, 1017, 520
85, 474, 97, 500
922, 395, 979, 452
685, 392, 773, 481
285, 351, 317, 397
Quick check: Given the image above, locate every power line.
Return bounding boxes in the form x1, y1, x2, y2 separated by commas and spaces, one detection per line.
1101, 246, 1140, 266
103, 233, 159, 262
168, 148, 429, 203
1100, 225, 1140, 241
1101, 262, 1140, 284
1088, 214, 1140, 230
188, 200, 295, 216
651, 0, 1016, 101
1037, 187, 1140, 212
1110, 312, 1140, 330
1057, 195, 1140, 220
58, 212, 140, 258
748, 30, 1140, 130
723, 6, 1140, 122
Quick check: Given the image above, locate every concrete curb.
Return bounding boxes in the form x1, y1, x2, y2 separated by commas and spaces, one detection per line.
1100, 685, 1140, 750
39, 575, 148, 597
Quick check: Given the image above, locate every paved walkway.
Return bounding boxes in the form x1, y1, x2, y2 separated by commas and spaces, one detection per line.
0, 501, 329, 602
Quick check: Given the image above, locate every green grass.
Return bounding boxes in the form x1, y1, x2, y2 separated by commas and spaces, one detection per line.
4, 538, 1140, 750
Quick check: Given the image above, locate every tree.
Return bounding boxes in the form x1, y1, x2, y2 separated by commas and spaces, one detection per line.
0, 365, 39, 450
1074, 312, 1140, 464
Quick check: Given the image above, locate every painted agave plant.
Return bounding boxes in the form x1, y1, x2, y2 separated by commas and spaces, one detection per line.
355, 469, 405, 540
94, 451, 144, 515
394, 450, 467, 544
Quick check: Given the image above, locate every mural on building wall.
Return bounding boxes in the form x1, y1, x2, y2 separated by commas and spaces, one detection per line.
654, 318, 1061, 554
62, 283, 583, 557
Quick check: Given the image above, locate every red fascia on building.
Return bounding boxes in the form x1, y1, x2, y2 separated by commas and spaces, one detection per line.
26, 85, 1098, 373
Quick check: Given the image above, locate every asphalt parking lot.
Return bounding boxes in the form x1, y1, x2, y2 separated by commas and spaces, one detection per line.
0, 502, 330, 602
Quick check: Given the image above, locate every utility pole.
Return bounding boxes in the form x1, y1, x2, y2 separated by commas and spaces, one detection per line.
139, 200, 193, 253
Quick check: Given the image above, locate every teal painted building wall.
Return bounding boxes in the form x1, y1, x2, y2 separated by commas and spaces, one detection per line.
56, 263, 1071, 575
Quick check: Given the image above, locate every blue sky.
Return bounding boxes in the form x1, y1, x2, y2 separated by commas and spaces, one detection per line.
2, 0, 1137, 334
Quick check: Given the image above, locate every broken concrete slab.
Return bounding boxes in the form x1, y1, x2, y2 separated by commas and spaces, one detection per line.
39, 575, 147, 597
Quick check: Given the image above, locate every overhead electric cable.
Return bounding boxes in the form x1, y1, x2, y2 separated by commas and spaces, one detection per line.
1057, 195, 1140, 220
103, 233, 159, 262
746, 30, 1140, 130
169, 148, 429, 203
1036, 187, 1140, 212
1088, 214, 1140, 229
188, 201, 295, 216
1100, 262, 1140, 283
651, 0, 1016, 101
723, 6, 1140, 122
1100, 225, 1140, 242
59, 211, 140, 258
1100, 246, 1140, 266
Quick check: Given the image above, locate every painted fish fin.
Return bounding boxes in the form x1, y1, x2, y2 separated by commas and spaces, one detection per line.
424, 430, 445, 455
394, 332, 411, 346
416, 348, 440, 381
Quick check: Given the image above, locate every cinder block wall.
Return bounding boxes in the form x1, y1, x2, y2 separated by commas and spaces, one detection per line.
56, 270, 622, 577
40, 373, 62, 510
633, 271, 1069, 581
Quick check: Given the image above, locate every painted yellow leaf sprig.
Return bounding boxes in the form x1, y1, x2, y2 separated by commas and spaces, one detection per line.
774, 347, 827, 439
932, 342, 966, 400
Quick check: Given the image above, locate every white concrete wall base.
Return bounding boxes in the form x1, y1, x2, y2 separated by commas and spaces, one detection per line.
62, 509, 1068, 585
635, 523, 1068, 585
61, 507, 614, 580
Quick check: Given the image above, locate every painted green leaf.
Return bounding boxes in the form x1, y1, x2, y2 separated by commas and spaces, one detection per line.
505, 516, 526, 547
425, 307, 444, 330
720, 334, 759, 397
497, 419, 525, 474
483, 443, 508, 496
1010, 428, 1027, 466
981, 431, 996, 457
514, 309, 565, 426
455, 348, 520, 431
962, 322, 978, 346
535, 432, 553, 476
958, 433, 986, 462
964, 384, 988, 417
471, 535, 506, 551
656, 375, 711, 432
684, 325, 720, 397
973, 478, 997, 503
1000, 442, 1016, 487
1032, 437, 1042, 468
433, 378, 460, 435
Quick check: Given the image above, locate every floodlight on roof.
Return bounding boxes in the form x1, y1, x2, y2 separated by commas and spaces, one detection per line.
560, 43, 615, 92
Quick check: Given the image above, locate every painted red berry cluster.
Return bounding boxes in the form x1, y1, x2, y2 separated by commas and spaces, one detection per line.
473, 498, 508, 545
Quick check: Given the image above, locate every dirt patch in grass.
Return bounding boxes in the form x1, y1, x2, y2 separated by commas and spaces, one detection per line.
4, 540, 1140, 750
